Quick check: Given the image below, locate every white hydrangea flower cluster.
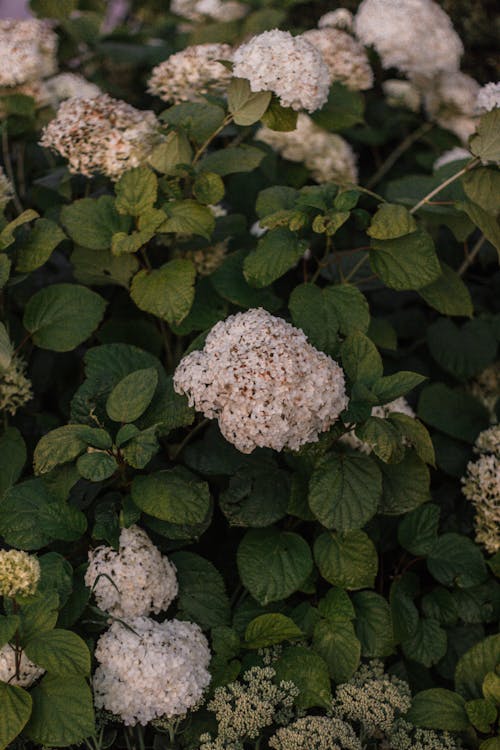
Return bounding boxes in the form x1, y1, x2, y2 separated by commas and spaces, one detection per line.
470, 362, 499, 423
257, 114, 358, 185
382, 79, 421, 112
173, 308, 349, 454
389, 719, 461, 750
353, 0, 463, 79
171, 0, 248, 23
45, 72, 101, 105
85, 525, 178, 618
0, 549, 40, 598
0, 19, 58, 87
199, 666, 299, 750
0, 643, 45, 687
476, 82, 500, 113
269, 716, 362, 750
0, 355, 32, 415
93, 616, 211, 725
318, 9, 354, 31
0, 166, 13, 209
423, 71, 480, 144
148, 44, 233, 104
340, 397, 415, 454
433, 147, 471, 171
462, 425, 500, 554
332, 661, 412, 737
39, 94, 163, 180
232, 30, 330, 113
302, 28, 373, 91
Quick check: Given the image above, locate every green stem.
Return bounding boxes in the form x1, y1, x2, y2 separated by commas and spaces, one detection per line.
458, 234, 486, 276
171, 418, 210, 460
410, 157, 480, 215
366, 122, 433, 189
192, 114, 233, 165
342, 253, 369, 283
311, 235, 332, 283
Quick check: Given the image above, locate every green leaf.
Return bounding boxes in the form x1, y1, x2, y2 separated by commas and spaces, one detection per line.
355, 418, 405, 463
0, 615, 20, 648
30, 0, 77, 18
148, 130, 193, 175
34, 425, 111, 475
462, 167, 500, 216
470, 109, 500, 163
244, 614, 302, 649
0, 683, 32, 750
308, 453, 382, 530
199, 145, 265, 176
402, 618, 447, 667
24, 630, 90, 676
0, 209, 39, 250
162, 200, 214, 239
389, 414, 436, 467
456, 635, 500, 700
418, 263, 474, 317
260, 98, 298, 131
244, 228, 307, 288
121, 426, 160, 469
371, 371, 427, 403
391, 578, 419, 643
24, 675, 95, 747
161, 101, 225, 144
220, 463, 289, 528
353, 591, 394, 658
0, 427, 26, 499
459, 200, 500, 259
193, 172, 225, 205
24, 284, 106, 352
0, 322, 13, 371
483, 672, 500, 703
367, 203, 417, 239
237, 528, 313, 606
421, 587, 458, 627
427, 319, 497, 380
60, 196, 131, 250
398, 504, 440, 556
274, 646, 332, 709
106, 367, 158, 423
312, 82, 364, 132
378, 452, 430, 514
228, 78, 271, 126
17, 592, 59, 645
210, 250, 280, 310
72, 246, 139, 288
76, 452, 118, 482
341, 331, 383, 385
418, 383, 490, 443
312, 619, 360, 683
317, 588, 355, 622
407, 689, 469, 731
314, 530, 378, 590
171, 551, 230, 629
130, 259, 196, 324
15, 218, 66, 272
370, 230, 441, 290
115, 167, 157, 216
131, 469, 211, 525
427, 533, 487, 588
465, 698, 497, 732
0, 255, 10, 290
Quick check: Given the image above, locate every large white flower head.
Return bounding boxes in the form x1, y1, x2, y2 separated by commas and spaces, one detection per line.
93, 616, 211, 725
0, 644, 45, 687
232, 30, 330, 113
39, 94, 163, 180
45, 73, 101, 105
302, 28, 373, 91
340, 397, 415, 453
389, 719, 462, 750
318, 8, 354, 31
476, 82, 500, 113
257, 114, 358, 185
423, 71, 480, 144
85, 525, 178, 618
462, 425, 500, 554
0, 549, 40, 598
382, 79, 421, 112
269, 716, 362, 750
0, 354, 32, 415
148, 44, 233, 104
354, 0, 463, 79
174, 308, 349, 454
0, 166, 13, 209
433, 147, 471, 171
0, 19, 58, 87
171, 0, 248, 22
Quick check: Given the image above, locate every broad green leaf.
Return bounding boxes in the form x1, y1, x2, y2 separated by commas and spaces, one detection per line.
237, 528, 313, 605
17, 592, 59, 645
371, 371, 426, 403
341, 331, 383, 385
0, 209, 39, 250
0, 427, 26, 499
161, 102, 225, 144
0, 615, 20, 648
131, 469, 210, 525
370, 230, 441, 290
367, 203, 417, 239
30, 0, 76, 18
462, 167, 500, 216
244, 228, 307, 288
355, 418, 405, 463
456, 635, 500, 700
459, 200, 500, 259
418, 383, 490, 443
314, 530, 378, 590
193, 172, 225, 205
391, 577, 419, 643
162, 200, 214, 239
0, 255, 10, 289
421, 587, 458, 627
483, 672, 500, 703
0, 322, 13, 370
244, 614, 302, 649
256, 186, 298, 218
115, 167, 157, 215
398, 504, 440, 556
427, 533, 487, 588
24, 675, 95, 747
313, 619, 360, 683
24, 284, 106, 352
34, 425, 112, 475
72, 246, 139, 288
220, 463, 289, 528
120, 426, 160, 469
37, 552, 73, 605
465, 698, 497, 732
76, 452, 118, 482
470, 109, 500, 163
16, 218, 66, 272
408, 689, 469, 730
378, 452, 430, 514
353, 591, 394, 657
148, 131, 193, 174
210, 250, 280, 310
312, 82, 364, 132
131, 259, 196, 324
106, 367, 158, 423
317, 587, 355, 622
427, 319, 497, 380
171, 551, 230, 629
419, 262, 474, 317
25, 629, 90, 676
308, 453, 382, 530
389, 413, 436, 467
402, 618, 447, 667
274, 646, 332, 709
228, 78, 271, 126
198, 145, 265, 176
0, 683, 32, 750
60, 196, 131, 250
260, 97, 298, 131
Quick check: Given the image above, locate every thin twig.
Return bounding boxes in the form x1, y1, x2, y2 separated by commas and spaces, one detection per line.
343, 253, 369, 283
367, 122, 434, 189
171, 418, 210, 460
458, 234, 486, 276
192, 114, 233, 165
410, 157, 480, 215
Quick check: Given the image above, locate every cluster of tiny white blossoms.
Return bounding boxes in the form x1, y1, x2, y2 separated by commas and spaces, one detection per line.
423, 71, 480, 144
44, 72, 101, 105
469, 362, 499, 422
433, 147, 471, 171
0, 19, 58, 87
258, 114, 358, 185
269, 716, 362, 750
302, 27, 373, 91
171, 0, 248, 23
462, 425, 500, 554
93, 616, 211, 726
0, 166, 13, 209
199, 666, 299, 750
0, 644, 45, 688
389, 719, 461, 750
232, 30, 330, 113
340, 397, 415, 454
353, 0, 463, 79
382, 79, 421, 112
0, 549, 40, 598
318, 8, 354, 31
0, 355, 33, 415
332, 661, 412, 738
476, 81, 500, 113
85, 525, 178, 618
40, 94, 163, 180
173, 308, 349, 454
148, 43, 233, 104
